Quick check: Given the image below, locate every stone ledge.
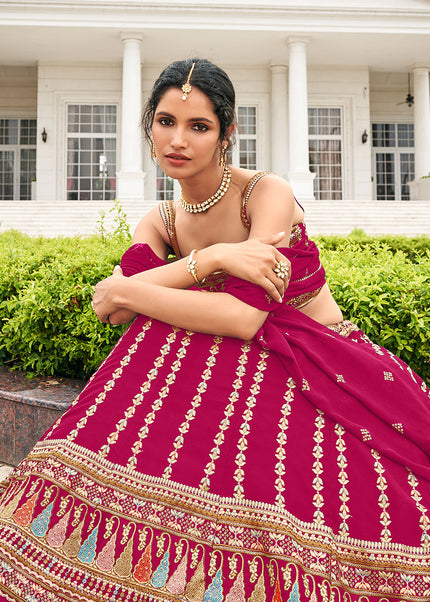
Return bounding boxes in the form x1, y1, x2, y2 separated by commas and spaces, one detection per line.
0, 366, 85, 466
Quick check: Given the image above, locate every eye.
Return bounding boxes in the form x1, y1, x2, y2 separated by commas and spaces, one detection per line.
158, 117, 173, 126
192, 123, 209, 132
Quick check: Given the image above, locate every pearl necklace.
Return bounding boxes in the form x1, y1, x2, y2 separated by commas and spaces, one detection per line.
180, 166, 231, 214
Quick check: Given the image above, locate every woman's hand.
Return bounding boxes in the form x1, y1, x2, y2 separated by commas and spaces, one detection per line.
215, 232, 291, 302
92, 266, 137, 325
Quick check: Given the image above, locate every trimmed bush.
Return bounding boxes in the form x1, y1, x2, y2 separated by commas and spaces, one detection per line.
0, 229, 429, 383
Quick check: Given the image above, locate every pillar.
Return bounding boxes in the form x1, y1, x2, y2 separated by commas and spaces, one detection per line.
287, 38, 315, 200
270, 63, 289, 180
413, 67, 430, 200
117, 33, 145, 201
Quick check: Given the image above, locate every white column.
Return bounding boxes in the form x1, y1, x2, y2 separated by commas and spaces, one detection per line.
117, 33, 145, 201
412, 66, 430, 200
270, 64, 289, 179
287, 38, 315, 200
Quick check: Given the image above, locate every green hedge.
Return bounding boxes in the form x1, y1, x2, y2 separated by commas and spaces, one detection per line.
0, 229, 429, 383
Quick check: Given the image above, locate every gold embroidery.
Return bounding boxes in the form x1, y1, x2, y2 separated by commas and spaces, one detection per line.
200, 342, 251, 491
407, 470, 430, 550
327, 320, 360, 338
312, 410, 326, 526
392, 422, 404, 434
384, 371, 394, 381
162, 337, 222, 479
98, 328, 179, 459
274, 378, 296, 508
371, 449, 392, 543
67, 319, 152, 442
361, 428, 372, 442
335, 424, 350, 536
336, 374, 345, 383
233, 350, 269, 500
126, 331, 193, 470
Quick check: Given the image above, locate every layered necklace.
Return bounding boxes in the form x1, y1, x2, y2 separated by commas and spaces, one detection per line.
180, 166, 232, 214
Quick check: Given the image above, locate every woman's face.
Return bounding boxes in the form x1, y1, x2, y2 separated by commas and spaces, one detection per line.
151, 86, 222, 179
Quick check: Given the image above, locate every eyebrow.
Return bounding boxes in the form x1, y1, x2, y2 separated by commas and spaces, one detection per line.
155, 111, 215, 125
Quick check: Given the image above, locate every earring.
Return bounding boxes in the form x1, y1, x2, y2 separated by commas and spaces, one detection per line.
150, 136, 156, 160
219, 141, 228, 168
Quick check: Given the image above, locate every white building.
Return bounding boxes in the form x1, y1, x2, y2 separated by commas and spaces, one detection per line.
0, 0, 429, 235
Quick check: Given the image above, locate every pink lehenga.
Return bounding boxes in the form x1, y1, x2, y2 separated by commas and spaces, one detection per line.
1, 179, 430, 601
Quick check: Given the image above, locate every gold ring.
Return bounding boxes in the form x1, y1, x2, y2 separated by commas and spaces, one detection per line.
274, 261, 290, 280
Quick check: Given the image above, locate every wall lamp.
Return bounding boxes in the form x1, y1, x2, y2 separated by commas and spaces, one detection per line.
361, 129, 368, 144
41, 128, 48, 143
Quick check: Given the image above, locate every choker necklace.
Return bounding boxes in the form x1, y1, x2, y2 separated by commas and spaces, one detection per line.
180, 166, 231, 214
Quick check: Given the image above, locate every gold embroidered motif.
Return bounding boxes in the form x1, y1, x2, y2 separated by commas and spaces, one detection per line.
274, 378, 296, 508
312, 410, 326, 526
233, 349, 269, 500
67, 319, 152, 442
126, 331, 193, 470
336, 374, 345, 383
327, 320, 360, 338
335, 424, 350, 536
407, 470, 430, 549
98, 328, 179, 459
371, 449, 392, 543
361, 428, 372, 442
200, 342, 251, 491
384, 371, 394, 381
392, 422, 404, 434
162, 337, 222, 479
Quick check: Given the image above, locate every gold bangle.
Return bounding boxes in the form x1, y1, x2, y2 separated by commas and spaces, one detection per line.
186, 249, 206, 286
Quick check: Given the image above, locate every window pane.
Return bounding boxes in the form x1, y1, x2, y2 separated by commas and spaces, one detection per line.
308, 111, 343, 201
372, 123, 395, 147
156, 165, 174, 201
0, 150, 15, 200
20, 148, 36, 200
0, 119, 18, 145
400, 153, 414, 200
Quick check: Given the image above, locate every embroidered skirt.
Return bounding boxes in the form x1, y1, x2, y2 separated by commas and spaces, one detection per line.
0, 309, 430, 601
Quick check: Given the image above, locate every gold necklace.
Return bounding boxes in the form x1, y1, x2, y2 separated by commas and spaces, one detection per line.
180, 166, 231, 213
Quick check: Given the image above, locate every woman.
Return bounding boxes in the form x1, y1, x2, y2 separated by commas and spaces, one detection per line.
0, 58, 429, 602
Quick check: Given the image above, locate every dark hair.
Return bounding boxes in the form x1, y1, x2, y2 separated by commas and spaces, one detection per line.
142, 58, 236, 148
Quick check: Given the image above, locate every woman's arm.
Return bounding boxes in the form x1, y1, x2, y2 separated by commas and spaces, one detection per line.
93, 270, 267, 340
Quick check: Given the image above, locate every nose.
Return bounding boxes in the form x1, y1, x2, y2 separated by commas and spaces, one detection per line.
170, 126, 187, 150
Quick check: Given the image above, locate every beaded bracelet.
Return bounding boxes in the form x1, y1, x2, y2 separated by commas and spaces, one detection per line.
186, 249, 206, 286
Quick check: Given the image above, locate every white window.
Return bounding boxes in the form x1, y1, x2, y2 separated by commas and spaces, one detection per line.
66, 104, 117, 200
156, 165, 174, 201
372, 123, 414, 200
308, 107, 343, 200
0, 118, 36, 200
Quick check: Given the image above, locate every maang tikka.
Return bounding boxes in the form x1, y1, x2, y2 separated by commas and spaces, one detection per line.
181, 62, 196, 101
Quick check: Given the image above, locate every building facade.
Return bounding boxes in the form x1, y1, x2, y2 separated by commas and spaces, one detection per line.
0, 0, 429, 220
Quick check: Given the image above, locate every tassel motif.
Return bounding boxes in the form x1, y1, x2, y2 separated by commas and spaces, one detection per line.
225, 570, 246, 602
133, 543, 152, 583
13, 493, 38, 526
287, 582, 300, 602
248, 572, 266, 602
62, 519, 85, 558
166, 553, 188, 594
203, 567, 223, 602
151, 551, 170, 588
272, 578, 282, 602
46, 510, 71, 548
78, 526, 99, 564
185, 559, 206, 602
31, 502, 53, 537
96, 530, 117, 572
114, 536, 134, 578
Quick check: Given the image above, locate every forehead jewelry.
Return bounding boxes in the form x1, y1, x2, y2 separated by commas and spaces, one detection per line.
181, 62, 196, 101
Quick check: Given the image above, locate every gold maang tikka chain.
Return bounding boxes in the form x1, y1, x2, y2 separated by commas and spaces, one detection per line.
181, 62, 196, 101
180, 166, 232, 213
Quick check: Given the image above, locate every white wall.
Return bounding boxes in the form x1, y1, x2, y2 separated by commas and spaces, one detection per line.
0, 66, 37, 116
